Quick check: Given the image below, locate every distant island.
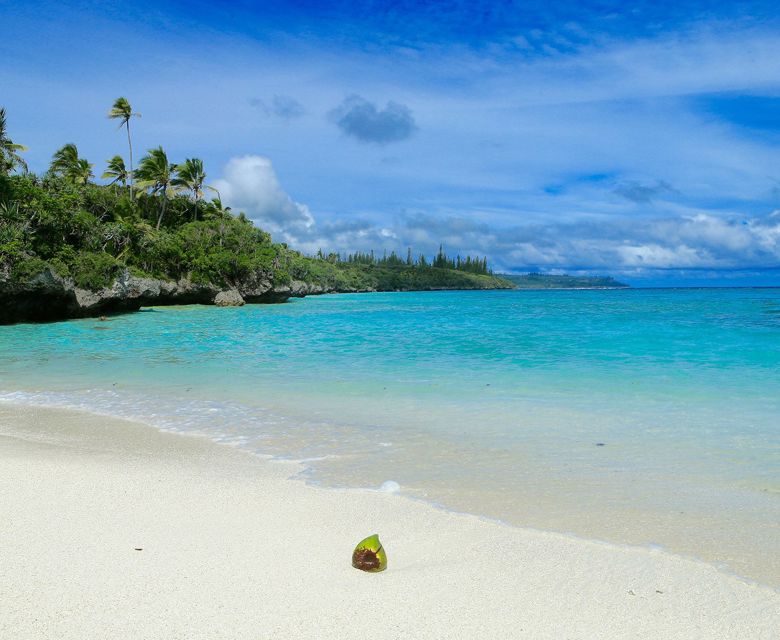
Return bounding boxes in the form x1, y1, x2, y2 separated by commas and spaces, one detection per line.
499, 273, 629, 289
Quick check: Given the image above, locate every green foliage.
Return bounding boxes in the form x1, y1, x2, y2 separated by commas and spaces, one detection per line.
288, 251, 509, 292
0, 107, 28, 175
102, 155, 128, 187
135, 146, 178, 229
0, 174, 284, 290
136, 218, 277, 284
172, 158, 207, 202
108, 97, 140, 197
108, 97, 139, 124
0, 198, 26, 263
0, 105, 514, 306
10, 256, 49, 282
71, 251, 121, 290
50, 143, 94, 184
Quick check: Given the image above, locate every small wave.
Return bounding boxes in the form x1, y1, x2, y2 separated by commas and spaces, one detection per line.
379, 480, 401, 493
0, 388, 281, 450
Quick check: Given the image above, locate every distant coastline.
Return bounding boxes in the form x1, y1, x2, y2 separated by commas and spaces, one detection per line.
498, 273, 629, 289
0, 267, 631, 325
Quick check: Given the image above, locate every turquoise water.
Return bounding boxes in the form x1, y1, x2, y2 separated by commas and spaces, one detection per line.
1, 289, 779, 585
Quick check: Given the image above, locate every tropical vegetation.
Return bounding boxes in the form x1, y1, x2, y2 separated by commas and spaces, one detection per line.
0, 107, 28, 175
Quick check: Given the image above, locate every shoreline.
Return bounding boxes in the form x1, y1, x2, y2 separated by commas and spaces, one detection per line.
0, 267, 515, 326
1, 402, 778, 639
3, 388, 777, 589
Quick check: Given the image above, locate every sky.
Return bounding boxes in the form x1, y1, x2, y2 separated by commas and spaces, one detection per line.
2, 0, 780, 285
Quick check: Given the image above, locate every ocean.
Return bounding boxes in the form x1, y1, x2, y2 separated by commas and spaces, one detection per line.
1, 288, 778, 586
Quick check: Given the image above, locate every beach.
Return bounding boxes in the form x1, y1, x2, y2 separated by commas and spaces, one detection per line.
1, 402, 777, 639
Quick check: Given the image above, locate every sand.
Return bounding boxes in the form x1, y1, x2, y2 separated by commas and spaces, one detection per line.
0, 403, 778, 639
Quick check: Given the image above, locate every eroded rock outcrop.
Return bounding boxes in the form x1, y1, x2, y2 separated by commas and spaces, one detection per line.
214, 290, 245, 307
0, 268, 293, 324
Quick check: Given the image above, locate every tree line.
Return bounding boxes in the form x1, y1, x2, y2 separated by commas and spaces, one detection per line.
315, 245, 491, 275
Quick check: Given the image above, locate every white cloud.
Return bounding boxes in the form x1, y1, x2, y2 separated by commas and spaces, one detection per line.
212, 156, 314, 237
285, 210, 780, 275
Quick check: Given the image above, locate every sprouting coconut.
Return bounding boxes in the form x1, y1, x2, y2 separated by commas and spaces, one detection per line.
351, 534, 387, 572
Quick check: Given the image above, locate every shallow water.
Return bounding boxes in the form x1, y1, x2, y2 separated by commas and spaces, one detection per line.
1, 289, 778, 585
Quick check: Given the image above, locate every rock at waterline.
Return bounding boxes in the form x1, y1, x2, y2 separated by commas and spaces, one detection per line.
214, 290, 245, 307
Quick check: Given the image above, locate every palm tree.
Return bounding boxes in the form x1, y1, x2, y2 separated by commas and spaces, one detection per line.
50, 143, 94, 184
172, 158, 206, 200
211, 196, 230, 214
172, 157, 214, 220
108, 97, 140, 196
72, 158, 94, 185
50, 143, 78, 175
0, 107, 28, 175
102, 155, 129, 189
204, 186, 231, 219
134, 146, 178, 230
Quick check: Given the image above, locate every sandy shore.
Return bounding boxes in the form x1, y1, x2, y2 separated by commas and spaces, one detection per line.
0, 403, 777, 639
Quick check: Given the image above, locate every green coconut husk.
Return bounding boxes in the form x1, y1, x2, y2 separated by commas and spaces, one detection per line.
351, 534, 387, 572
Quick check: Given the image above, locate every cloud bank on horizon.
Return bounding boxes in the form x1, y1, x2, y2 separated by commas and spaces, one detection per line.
2, 0, 780, 284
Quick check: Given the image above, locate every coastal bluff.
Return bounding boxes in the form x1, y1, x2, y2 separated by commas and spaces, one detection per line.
0, 267, 328, 323
0, 266, 512, 324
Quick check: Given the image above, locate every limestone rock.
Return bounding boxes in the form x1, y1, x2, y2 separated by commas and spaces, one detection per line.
214, 290, 245, 307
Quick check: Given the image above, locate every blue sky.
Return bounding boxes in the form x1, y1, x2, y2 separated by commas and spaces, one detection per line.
2, 0, 780, 285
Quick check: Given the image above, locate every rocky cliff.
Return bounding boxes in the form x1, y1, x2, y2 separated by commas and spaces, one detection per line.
0, 268, 342, 324
0, 265, 522, 323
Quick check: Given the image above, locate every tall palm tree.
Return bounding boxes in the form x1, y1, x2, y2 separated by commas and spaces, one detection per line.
0, 107, 28, 175
134, 146, 178, 230
50, 143, 94, 184
108, 97, 140, 196
102, 155, 129, 189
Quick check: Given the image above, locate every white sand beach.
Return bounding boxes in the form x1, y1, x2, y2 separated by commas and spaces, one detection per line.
1, 402, 778, 639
